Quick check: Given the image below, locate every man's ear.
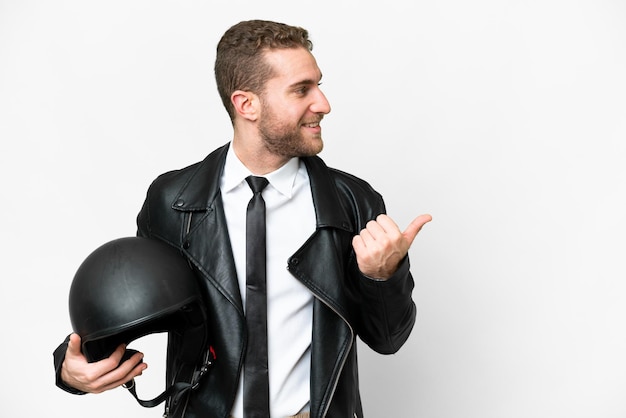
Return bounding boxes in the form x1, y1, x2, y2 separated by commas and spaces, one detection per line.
231, 90, 259, 121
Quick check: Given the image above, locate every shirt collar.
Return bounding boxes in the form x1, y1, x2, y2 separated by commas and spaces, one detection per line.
221, 143, 300, 198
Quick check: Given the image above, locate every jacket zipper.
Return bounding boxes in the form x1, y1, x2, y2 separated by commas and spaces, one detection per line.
317, 296, 354, 418
289, 267, 355, 418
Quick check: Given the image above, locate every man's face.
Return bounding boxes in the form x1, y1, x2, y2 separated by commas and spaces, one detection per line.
257, 47, 331, 158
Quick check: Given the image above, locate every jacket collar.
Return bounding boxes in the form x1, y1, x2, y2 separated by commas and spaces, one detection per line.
302, 156, 353, 233
171, 144, 227, 212
172, 142, 353, 233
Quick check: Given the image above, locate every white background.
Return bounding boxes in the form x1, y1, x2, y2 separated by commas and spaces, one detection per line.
1, 1, 625, 417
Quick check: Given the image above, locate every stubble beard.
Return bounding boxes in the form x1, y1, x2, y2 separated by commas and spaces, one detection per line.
258, 109, 324, 159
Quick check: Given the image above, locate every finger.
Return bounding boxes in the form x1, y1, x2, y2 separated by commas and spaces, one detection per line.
374, 214, 400, 233
107, 343, 128, 364
66, 333, 83, 357
98, 344, 136, 373
352, 234, 365, 253
90, 350, 146, 393
78, 343, 129, 381
100, 362, 148, 392
355, 216, 399, 251
107, 351, 146, 380
90, 363, 147, 393
366, 217, 385, 234
402, 214, 432, 245
359, 225, 377, 246
119, 350, 145, 369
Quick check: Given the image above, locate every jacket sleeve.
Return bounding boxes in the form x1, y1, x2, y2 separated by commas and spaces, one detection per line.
349, 253, 417, 354
52, 335, 87, 395
330, 169, 418, 355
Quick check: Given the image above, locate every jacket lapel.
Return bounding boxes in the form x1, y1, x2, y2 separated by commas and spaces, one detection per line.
171, 143, 244, 313
295, 156, 354, 316
290, 157, 359, 417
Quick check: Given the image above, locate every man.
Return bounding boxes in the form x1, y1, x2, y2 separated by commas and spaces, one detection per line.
54, 19, 432, 418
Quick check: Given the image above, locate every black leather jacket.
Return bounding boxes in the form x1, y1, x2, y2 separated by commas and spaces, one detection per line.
55, 143, 417, 418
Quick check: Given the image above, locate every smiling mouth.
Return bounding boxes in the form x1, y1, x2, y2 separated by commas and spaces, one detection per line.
302, 121, 321, 128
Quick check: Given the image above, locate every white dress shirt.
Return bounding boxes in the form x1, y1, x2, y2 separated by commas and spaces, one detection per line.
220, 144, 315, 418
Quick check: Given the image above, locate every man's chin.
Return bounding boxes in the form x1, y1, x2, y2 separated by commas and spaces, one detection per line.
286, 137, 324, 158
263, 135, 323, 158
301, 140, 323, 157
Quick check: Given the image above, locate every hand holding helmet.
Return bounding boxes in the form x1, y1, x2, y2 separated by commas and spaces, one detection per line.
61, 333, 146, 393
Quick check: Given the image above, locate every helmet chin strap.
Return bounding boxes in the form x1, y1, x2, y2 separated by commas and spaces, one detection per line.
123, 345, 216, 409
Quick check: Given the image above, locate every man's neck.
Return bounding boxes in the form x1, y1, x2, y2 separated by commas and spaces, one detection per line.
231, 137, 290, 176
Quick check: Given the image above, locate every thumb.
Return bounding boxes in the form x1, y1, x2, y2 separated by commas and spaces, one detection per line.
402, 214, 432, 246
66, 333, 84, 357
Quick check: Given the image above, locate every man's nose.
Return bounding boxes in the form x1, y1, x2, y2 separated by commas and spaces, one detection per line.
311, 89, 331, 115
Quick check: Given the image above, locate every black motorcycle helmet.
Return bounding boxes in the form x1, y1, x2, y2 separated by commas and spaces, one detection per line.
68, 236, 213, 409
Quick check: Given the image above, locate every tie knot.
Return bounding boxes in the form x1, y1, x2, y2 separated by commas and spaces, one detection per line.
246, 175, 269, 194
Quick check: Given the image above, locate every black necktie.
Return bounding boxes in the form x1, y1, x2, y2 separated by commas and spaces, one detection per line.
243, 175, 270, 417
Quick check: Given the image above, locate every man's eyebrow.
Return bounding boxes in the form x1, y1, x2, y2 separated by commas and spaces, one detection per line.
290, 79, 317, 88
290, 73, 323, 89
